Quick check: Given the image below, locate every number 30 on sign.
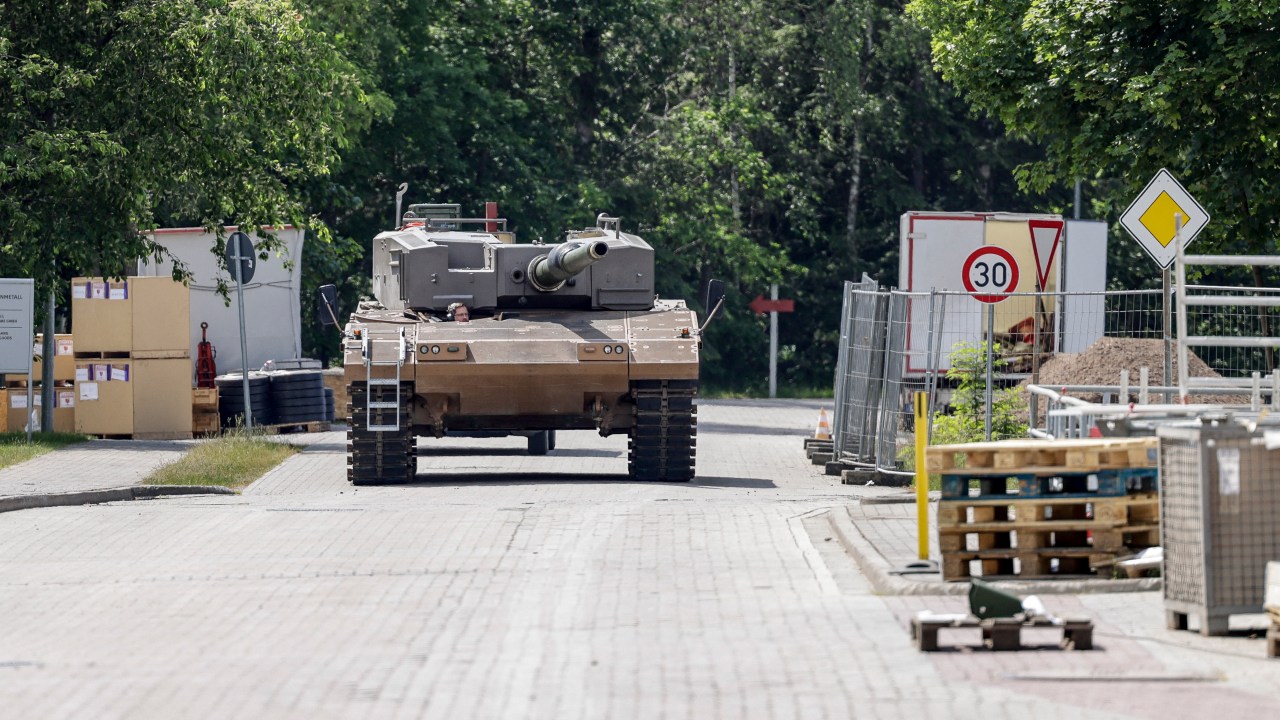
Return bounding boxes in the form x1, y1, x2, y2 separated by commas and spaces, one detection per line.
962, 246, 1019, 304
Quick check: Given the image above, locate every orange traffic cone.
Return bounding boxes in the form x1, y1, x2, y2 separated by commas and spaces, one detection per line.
814, 408, 832, 441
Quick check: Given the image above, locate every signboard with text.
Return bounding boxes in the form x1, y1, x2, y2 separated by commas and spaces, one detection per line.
0, 279, 35, 374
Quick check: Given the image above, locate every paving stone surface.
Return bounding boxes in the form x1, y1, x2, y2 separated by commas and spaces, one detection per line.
0, 399, 1276, 718
0, 439, 188, 499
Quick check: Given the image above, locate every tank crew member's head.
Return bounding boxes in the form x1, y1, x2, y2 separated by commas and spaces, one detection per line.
447, 302, 470, 323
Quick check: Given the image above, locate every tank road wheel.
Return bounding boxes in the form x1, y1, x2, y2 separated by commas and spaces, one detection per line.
347, 381, 416, 486
527, 430, 551, 456
628, 380, 697, 482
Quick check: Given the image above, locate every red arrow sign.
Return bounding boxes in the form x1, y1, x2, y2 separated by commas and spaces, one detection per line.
749, 295, 795, 314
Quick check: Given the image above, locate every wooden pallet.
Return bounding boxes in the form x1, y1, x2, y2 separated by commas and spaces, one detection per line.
926, 437, 1158, 473
72, 351, 131, 360
938, 525, 1159, 554
84, 431, 194, 441
941, 547, 1119, 581
911, 614, 1094, 651
939, 467, 1158, 500
938, 492, 1159, 527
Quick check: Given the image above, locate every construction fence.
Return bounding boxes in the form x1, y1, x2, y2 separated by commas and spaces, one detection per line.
832, 281, 1280, 476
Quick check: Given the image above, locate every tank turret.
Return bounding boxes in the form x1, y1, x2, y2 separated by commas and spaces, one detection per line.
370, 207, 653, 313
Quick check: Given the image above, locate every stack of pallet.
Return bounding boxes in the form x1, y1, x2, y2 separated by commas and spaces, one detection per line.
925, 437, 1160, 581
71, 277, 193, 439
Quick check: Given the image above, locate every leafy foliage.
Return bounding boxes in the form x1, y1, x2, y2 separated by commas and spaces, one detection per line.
908, 0, 1280, 262
0, 0, 373, 307
934, 341, 1028, 443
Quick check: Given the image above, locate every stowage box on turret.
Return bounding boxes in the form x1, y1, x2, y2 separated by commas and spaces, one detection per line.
333, 203, 711, 484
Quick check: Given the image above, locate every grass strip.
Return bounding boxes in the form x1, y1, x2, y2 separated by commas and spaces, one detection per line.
0, 431, 89, 470
145, 431, 299, 490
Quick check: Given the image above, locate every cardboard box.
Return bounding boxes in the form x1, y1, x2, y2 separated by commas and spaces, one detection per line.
132, 277, 191, 356
7, 388, 75, 433
71, 279, 132, 353
134, 358, 193, 436
22, 334, 76, 383
71, 277, 191, 355
74, 360, 133, 434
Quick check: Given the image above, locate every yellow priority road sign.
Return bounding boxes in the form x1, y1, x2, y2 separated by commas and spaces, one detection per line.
1119, 168, 1210, 268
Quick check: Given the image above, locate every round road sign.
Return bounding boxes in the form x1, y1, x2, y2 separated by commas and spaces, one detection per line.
225, 231, 256, 284
962, 246, 1019, 304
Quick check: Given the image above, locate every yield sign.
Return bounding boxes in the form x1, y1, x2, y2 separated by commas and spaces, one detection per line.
1027, 218, 1063, 289
1119, 168, 1210, 268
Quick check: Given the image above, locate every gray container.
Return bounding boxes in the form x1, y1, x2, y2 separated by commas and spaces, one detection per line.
1157, 419, 1280, 635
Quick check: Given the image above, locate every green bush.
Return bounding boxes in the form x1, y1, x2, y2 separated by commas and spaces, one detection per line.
899, 341, 1029, 474
937, 341, 1028, 443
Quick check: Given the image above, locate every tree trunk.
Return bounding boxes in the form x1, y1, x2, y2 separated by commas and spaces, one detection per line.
845, 122, 863, 262
571, 24, 602, 165
728, 44, 740, 223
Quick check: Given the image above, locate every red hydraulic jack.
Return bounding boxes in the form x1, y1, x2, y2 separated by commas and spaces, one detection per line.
196, 321, 217, 388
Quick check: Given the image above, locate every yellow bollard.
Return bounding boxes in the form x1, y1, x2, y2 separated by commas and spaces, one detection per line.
914, 391, 929, 560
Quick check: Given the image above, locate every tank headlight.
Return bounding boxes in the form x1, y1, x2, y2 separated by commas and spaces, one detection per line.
431, 345, 441, 354
603, 345, 613, 354
615, 345, 626, 355
419, 344, 430, 354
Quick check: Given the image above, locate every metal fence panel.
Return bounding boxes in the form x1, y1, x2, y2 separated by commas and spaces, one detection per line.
832, 287, 888, 464
830, 282, 1280, 473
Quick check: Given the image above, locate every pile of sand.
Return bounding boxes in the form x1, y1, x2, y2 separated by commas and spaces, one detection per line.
1020, 337, 1249, 410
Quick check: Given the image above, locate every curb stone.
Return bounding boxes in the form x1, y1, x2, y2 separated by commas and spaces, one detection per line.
0, 485, 237, 514
825, 502, 1161, 596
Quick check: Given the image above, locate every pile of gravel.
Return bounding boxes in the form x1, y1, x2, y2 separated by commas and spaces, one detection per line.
1020, 337, 1249, 411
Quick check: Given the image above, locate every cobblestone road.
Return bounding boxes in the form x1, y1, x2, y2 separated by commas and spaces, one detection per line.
0, 400, 1276, 719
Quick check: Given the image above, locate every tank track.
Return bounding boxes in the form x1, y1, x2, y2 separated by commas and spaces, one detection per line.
628, 379, 697, 482
347, 381, 417, 486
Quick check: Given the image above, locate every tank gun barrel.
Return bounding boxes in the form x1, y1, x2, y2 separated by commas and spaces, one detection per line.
530, 240, 609, 291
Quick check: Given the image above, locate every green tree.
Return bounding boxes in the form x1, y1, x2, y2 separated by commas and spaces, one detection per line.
1, 0, 372, 297
907, 0, 1280, 258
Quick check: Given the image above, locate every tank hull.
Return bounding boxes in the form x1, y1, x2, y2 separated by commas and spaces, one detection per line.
343, 301, 699, 482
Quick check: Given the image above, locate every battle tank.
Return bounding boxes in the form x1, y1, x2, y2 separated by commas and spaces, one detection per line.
322, 202, 721, 484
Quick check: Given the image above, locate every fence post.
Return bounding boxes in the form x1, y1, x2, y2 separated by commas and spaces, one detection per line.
985, 303, 994, 441
914, 391, 929, 560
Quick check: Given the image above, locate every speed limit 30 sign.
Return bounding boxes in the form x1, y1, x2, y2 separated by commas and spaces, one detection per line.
962, 246, 1019, 303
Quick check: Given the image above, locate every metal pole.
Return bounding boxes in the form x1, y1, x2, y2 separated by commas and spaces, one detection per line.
24, 365, 33, 441
1163, 267, 1173, 403
1174, 214, 1190, 403
768, 283, 778, 399
41, 287, 55, 432
233, 235, 254, 428
914, 391, 929, 560
985, 303, 994, 441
